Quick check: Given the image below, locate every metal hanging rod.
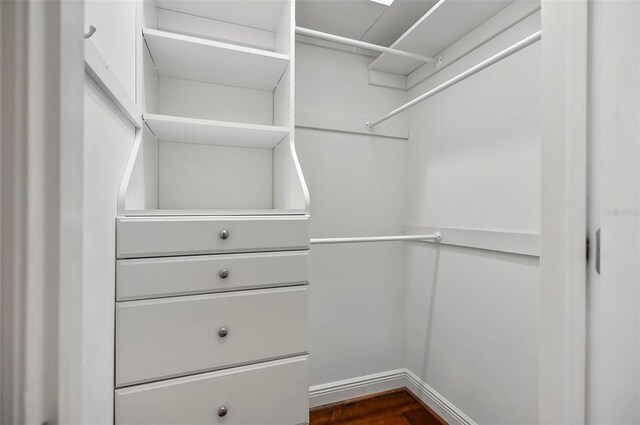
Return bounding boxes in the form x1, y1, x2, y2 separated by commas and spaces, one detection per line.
311, 233, 441, 245
295, 26, 439, 64
365, 30, 542, 129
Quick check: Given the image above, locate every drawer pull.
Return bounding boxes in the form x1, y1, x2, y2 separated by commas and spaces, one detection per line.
218, 268, 229, 279
219, 230, 230, 240
218, 327, 228, 338
217, 406, 228, 417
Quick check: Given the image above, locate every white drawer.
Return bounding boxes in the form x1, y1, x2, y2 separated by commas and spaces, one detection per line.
116, 286, 307, 386
116, 356, 308, 425
116, 215, 309, 259
116, 251, 308, 301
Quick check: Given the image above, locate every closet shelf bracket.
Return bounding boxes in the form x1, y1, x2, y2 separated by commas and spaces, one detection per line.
310, 232, 441, 245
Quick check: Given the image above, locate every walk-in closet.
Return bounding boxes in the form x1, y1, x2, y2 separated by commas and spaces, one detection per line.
3, 0, 640, 424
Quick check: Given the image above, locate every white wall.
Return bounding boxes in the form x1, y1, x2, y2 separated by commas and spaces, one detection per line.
83, 1, 137, 422
587, 2, 640, 423
82, 75, 136, 424
295, 42, 409, 388
403, 12, 541, 425
85, 0, 137, 100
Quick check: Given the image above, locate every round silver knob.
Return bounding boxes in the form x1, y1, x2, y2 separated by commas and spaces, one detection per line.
218, 327, 228, 338
218, 269, 229, 279
219, 230, 229, 240
217, 406, 227, 417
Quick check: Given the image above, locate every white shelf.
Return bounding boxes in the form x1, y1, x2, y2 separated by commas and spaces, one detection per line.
121, 209, 307, 217
369, 0, 515, 75
143, 28, 289, 91
156, 0, 287, 32
144, 114, 289, 149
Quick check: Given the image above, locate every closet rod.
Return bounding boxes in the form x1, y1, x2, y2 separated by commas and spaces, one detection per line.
311, 233, 441, 245
365, 30, 542, 129
295, 26, 439, 64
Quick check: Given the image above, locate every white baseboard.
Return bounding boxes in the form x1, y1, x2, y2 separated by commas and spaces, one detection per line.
309, 369, 406, 408
309, 368, 476, 425
404, 369, 476, 425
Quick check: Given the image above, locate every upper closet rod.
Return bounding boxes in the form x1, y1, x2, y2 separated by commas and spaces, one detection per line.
365, 30, 542, 129
311, 233, 441, 245
295, 26, 440, 64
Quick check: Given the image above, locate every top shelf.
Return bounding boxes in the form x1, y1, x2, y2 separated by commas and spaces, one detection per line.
156, 0, 287, 33
143, 28, 290, 91
368, 0, 515, 75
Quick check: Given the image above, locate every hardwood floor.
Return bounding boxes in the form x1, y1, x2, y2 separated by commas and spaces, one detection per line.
309, 389, 446, 425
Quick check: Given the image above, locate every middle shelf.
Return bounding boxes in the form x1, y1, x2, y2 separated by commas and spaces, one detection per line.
144, 114, 289, 149
143, 28, 290, 91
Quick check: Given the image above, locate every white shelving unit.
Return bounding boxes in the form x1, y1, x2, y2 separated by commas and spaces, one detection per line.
115, 1, 311, 423
369, 0, 515, 75
144, 114, 289, 149
143, 28, 290, 91
118, 0, 309, 216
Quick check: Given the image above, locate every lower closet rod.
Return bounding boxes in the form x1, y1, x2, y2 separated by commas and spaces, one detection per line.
311, 233, 441, 245
366, 30, 542, 129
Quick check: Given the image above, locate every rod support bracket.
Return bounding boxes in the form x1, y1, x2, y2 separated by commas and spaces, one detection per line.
434, 231, 442, 242
435, 56, 444, 68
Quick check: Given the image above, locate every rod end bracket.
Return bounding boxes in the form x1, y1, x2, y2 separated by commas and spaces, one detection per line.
434, 231, 442, 242
435, 56, 444, 68
365, 121, 373, 130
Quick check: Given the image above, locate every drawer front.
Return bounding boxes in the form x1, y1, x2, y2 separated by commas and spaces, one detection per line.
116, 216, 309, 259
117, 251, 308, 301
116, 356, 308, 425
116, 286, 307, 386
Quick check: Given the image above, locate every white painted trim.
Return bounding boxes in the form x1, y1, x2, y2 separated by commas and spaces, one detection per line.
368, 69, 407, 90
309, 369, 406, 408
404, 369, 477, 425
84, 38, 142, 128
309, 369, 475, 425
405, 225, 540, 257
539, 0, 588, 423
1, 1, 85, 422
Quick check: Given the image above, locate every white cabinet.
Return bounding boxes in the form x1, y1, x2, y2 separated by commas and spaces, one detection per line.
116, 287, 308, 386
116, 216, 310, 258
116, 356, 309, 425
117, 251, 309, 301
113, 1, 309, 422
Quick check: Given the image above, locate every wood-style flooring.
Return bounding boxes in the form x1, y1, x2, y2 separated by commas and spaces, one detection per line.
309, 389, 447, 425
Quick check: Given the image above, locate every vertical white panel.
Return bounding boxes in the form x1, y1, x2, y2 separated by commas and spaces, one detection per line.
539, 1, 588, 423
274, 0, 309, 211
82, 74, 136, 424
587, 2, 640, 423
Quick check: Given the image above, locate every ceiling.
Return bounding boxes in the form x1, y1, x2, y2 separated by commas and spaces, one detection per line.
296, 0, 439, 47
